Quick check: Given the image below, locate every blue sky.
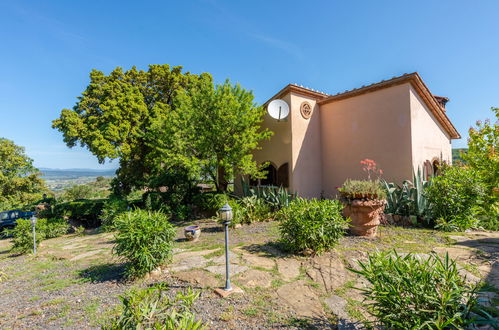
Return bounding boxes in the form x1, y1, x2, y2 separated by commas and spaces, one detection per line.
0, 1, 498, 169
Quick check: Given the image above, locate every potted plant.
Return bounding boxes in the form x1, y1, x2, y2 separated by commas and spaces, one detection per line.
338, 159, 386, 237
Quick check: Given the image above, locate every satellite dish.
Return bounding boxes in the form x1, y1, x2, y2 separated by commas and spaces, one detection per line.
267, 99, 289, 121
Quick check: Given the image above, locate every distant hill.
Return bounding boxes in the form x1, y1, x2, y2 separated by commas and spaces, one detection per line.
39, 168, 116, 179
452, 148, 468, 164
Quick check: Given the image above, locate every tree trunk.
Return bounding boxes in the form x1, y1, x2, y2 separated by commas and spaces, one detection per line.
217, 165, 228, 193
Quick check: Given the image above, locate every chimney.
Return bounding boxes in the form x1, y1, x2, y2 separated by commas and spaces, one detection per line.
433, 95, 449, 111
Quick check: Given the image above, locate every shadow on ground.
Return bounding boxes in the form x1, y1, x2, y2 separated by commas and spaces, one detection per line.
240, 241, 290, 258
79, 263, 127, 283
457, 236, 499, 322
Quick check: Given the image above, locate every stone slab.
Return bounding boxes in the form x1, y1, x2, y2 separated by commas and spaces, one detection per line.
206, 264, 248, 276
276, 280, 323, 317
236, 269, 273, 288
276, 258, 301, 281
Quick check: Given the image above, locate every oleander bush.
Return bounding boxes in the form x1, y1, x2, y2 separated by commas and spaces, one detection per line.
277, 198, 349, 254
425, 166, 486, 231
114, 209, 176, 278
351, 251, 479, 328
104, 284, 205, 329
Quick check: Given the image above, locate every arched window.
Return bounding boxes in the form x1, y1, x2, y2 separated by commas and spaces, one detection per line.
277, 163, 289, 187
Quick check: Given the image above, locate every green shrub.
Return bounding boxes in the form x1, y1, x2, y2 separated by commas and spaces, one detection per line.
100, 198, 129, 231
338, 179, 386, 200
104, 284, 205, 329
43, 218, 70, 239
238, 196, 272, 224
11, 219, 43, 254
50, 199, 106, 227
350, 251, 479, 328
276, 198, 348, 254
144, 167, 201, 220
192, 192, 228, 216
114, 209, 176, 278
426, 166, 486, 231
10, 218, 69, 254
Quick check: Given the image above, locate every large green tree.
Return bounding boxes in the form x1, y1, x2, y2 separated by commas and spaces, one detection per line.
52, 65, 211, 194
0, 138, 47, 210
150, 79, 272, 192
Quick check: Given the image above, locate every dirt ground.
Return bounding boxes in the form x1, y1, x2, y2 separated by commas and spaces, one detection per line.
0, 220, 497, 329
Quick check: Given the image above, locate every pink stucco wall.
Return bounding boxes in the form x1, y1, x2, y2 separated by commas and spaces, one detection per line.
409, 86, 452, 171
319, 83, 413, 198
289, 93, 323, 198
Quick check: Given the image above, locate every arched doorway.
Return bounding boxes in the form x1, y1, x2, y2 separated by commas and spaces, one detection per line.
260, 162, 277, 186
277, 163, 289, 187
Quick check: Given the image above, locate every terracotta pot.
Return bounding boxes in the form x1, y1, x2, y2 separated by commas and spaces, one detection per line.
184, 225, 201, 241
343, 199, 386, 237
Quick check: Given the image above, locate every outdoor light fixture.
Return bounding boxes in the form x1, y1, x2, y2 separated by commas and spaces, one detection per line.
30, 215, 37, 255
219, 203, 233, 291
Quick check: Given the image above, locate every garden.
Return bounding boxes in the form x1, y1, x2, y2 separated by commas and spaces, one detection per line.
0, 66, 497, 328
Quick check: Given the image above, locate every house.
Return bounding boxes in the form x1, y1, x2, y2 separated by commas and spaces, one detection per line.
239, 72, 460, 199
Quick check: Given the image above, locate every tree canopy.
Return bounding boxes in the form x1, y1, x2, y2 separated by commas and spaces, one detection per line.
54, 65, 271, 194
0, 138, 47, 210
52, 65, 212, 194
149, 79, 272, 192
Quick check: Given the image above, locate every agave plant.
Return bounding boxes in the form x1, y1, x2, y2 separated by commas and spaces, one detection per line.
382, 168, 432, 223
241, 179, 295, 210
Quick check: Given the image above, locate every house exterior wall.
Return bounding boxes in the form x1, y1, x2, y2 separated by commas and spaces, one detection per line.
319, 83, 414, 198
248, 93, 293, 181
289, 93, 322, 198
409, 86, 452, 171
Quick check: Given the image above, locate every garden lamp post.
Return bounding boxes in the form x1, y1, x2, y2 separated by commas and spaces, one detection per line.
30, 215, 37, 255
219, 203, 233, 291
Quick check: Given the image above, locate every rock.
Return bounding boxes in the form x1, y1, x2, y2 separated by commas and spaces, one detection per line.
172, 270, 220, 288
324, 295, 349, 319
242, 254, 276, 270
276, 258, 301, 281
276, 280, 323, 317
206, 264, 248, 276
305, 255, 352, 292
325, 295, 363, 329
169, 255, 210, 272
236, 269, 273, 288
